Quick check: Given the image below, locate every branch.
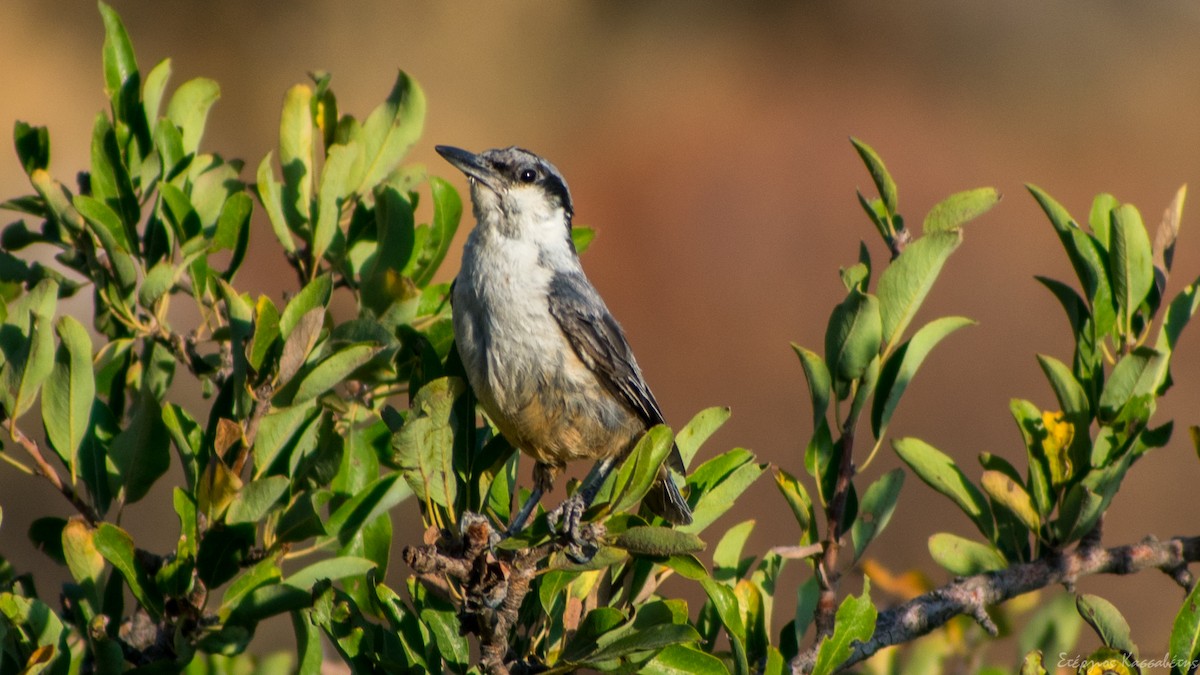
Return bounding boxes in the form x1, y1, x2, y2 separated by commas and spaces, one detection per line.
791, 534, 1200, 673
404, 514, 553, 675
814, 421, 857, 637
2, 419, 100, 525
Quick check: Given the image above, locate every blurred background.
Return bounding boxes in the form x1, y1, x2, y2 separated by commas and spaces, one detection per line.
4, 0, 1200, 668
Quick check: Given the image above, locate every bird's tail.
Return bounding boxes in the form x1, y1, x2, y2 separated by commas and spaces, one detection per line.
644, 464, 693, 526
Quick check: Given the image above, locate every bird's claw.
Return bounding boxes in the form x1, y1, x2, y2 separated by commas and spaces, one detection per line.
547, 493, 604, 563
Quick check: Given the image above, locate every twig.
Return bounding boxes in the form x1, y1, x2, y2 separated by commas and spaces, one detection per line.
2, 419, 100, 525
790, 534, 1200, 673
814, 421, 857, 637
152, 328, 220, 385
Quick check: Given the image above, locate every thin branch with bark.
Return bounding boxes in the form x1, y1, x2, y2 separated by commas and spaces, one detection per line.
790, 534, 1200, 673
2, 419, 100, 525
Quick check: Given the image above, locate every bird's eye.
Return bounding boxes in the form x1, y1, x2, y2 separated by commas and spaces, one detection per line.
519, 169, 537, 183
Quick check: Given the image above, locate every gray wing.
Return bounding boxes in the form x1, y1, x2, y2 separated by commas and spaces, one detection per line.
547, 272, 685, 474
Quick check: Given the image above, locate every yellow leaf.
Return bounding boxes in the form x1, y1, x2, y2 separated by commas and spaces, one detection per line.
860, 558, 933, 601
1040, 410, 1074, 486
197, 460, 243, 520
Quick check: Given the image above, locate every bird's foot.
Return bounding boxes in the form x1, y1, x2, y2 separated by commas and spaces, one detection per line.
547, 493, 605, 563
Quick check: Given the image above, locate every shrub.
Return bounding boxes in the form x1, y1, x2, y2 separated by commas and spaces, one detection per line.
2, 5, 1199, 675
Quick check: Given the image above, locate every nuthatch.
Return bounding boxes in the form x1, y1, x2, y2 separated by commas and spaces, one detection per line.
436, 145, 693, 533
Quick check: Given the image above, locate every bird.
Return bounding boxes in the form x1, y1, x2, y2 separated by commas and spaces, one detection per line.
435, 144, 693, 535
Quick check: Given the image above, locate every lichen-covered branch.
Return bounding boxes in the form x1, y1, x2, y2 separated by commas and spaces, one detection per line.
791, 535, 1200, 673
403, 514, 558, 675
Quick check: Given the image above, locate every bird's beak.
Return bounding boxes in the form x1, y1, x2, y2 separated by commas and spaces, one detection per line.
435, 145, 498, 190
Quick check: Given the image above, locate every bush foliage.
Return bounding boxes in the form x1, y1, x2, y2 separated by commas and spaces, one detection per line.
2, 5, 1200, 675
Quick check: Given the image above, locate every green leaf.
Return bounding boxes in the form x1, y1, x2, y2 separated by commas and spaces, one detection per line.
1076, 593, 1137, 659
279, 84, 314, 231
824, 289, 882, 398
361, 186, 415, 312
110, 394, 171, 504
1036, 353, 1089, 415
41, 316, 94, 482
850, 138, 897, 217
61, 518, 105, 611
642, 644, 730, 675
284, 556, 376, 590
292, 343, 381, 404
1036, 276, 1090, 337
871, 316, 974, 439
682, 449, 764, 533
1028, 185, 1116, 333
392, 377, 465, 509
0, 594, 70, 672
225, 476, 289, 525
75, 194, 137, 289
13, 121, 50, 175
1170, 580, 1200, 674
980, 470, 1039, 532
614, 526, 705, 557
857, 191, 889, 241
324, 472, 411, 545
1098, 347, 1163, 423
93, 523, 164, 618
877, 231, 962, 350
275, 492, 324, 542
893, 437, 992, 539
571, 226, 596, 255
137, 260, 174, 310
1158, 278, 1200, 357
219, 558, 282, 621
256, 152, 296, 253
700, 578, 749, 674
773, 469, 815, 540
253, 403, 318, 476
676, 406, 731, 469
421, 605, 470, 672
1109, 203, 1154, 331
928, 532, 1006, 575
812, 579, 876, 675
356, 70, 426, 194
610, 425, 675, 515
99, 1, 138, 101
792, 345, 831, 430
1089, 193, 1118, 250
561, 607, 627, 663
2, 283, 59, 420
215, 192, 253, 278
710, 521, 758, 578
850, 469, 904, 561
142, 58, 172, 125
279, 273, 332, 339
165, 77, 220, 155
923, 187, 1000, 232
409, 177, 462, 287
1, 313, 53, 421
248, 295, 282, 373
311, 141, 359, 264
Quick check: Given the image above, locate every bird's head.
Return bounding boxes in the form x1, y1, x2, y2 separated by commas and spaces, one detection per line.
435, 145, 574, 240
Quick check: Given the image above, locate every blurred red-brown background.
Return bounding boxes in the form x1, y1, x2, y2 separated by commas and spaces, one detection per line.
3, 0, 1200, 667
